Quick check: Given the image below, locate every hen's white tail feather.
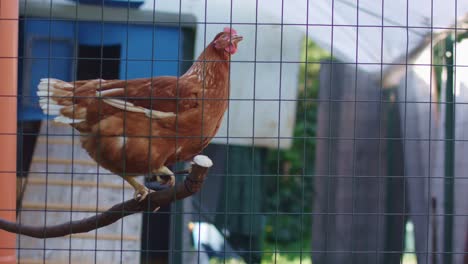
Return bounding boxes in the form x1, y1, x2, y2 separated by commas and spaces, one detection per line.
40, 104, 63, 110
38, 78, 176, 123
96, 88, 124, 97
53, 116, 83, 124
37, 78, 85, 124
39, 98, 58, 108
102, 98, 176, 119
40, 104, 64, 115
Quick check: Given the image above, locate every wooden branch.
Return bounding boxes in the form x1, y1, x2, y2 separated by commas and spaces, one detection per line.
0, 155, 213, 239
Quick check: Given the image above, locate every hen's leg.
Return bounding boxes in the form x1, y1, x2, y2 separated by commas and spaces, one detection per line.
122, 176, 150, 201
152, 166, 176, 187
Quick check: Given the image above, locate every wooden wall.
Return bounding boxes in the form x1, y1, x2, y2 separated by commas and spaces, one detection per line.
312, 61, 406, 264
17, 122, 142, 263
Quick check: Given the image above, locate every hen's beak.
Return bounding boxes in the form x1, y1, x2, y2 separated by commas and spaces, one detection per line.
231, 35, 243, 44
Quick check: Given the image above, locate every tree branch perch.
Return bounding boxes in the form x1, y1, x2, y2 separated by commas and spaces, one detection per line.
0, 155, 213, 239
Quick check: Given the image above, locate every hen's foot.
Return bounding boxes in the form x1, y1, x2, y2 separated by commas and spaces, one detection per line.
134, 185, 151, 202
122, 175, 154, 202
151, 166, 175, 187
155, 174, 175, 187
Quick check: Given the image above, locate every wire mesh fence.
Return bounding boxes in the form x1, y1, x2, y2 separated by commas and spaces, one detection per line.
0, 0, 467, 263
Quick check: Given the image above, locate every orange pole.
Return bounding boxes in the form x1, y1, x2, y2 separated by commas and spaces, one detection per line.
0, 0, 18, 263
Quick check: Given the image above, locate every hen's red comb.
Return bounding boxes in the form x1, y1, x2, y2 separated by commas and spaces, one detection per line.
223, 27, 237, 35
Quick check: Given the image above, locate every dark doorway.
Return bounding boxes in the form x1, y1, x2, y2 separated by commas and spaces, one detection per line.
77, 44, 121, 80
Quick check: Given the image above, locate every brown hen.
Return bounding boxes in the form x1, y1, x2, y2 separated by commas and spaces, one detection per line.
37, 28, 243, 201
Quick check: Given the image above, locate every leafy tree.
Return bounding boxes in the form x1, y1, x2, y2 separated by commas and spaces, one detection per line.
263, 39, 331, 244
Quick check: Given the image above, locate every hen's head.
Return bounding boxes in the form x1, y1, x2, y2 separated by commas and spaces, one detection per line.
213, 27, 243, 55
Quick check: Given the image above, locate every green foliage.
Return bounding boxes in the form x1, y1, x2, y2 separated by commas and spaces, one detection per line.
262, 237, 312, 264
263, 39, 331, 244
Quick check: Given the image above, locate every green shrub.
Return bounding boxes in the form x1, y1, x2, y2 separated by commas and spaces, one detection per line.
263, 39, 331, 245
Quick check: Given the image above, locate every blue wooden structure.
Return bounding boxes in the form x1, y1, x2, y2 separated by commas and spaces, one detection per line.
70, 0, 145, 8
18, 19, 184, 120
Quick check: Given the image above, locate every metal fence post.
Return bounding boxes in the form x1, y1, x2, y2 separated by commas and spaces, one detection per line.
443, 33, 454, 264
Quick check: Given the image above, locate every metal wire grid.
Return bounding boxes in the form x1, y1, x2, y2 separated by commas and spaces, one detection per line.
1, 0, 466, 263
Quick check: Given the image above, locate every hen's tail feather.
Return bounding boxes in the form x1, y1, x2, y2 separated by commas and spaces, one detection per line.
37, 78, 86, 124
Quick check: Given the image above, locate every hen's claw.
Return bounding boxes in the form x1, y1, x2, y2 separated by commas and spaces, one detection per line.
122, 176, 152, 202
134, 186, 151, 202
150, 166, 175, 187
156, 174, 175, 187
